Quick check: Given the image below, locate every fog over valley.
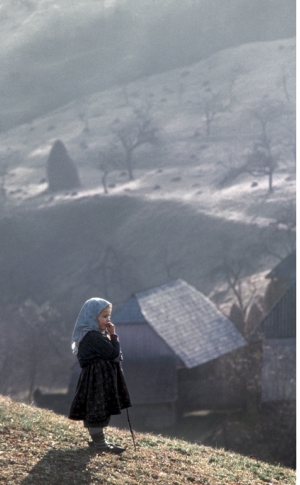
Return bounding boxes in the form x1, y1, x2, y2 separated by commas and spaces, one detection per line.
0, 0, 296, 469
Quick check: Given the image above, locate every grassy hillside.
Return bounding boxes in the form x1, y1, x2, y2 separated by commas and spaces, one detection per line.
0, 395, 295, 485
1, 37, 295, 207
0, 39, 295, 315
0, 37, 295, 418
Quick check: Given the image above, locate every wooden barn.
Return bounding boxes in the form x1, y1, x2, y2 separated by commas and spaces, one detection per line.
111, 279, 247, 428
251, 280, 296, 404
249, 275, 296, 468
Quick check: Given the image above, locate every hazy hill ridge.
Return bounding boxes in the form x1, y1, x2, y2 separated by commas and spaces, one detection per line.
0, 36, 295, 322
0, 395, 296, 485
0, 0, 295, 130
0, 37, 295, 214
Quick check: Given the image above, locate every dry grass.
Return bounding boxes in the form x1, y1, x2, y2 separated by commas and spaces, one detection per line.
0, 395, 295, 485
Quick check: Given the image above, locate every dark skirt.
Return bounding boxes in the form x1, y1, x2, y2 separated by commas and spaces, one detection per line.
69, 358, 131, 427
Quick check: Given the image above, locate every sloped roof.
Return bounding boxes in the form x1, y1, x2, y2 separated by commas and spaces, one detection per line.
266, 250, 296, 282
114, 279, 246, 369
113, 296, 147, 323
261, 338, 296, 402
251, 281, 296, 340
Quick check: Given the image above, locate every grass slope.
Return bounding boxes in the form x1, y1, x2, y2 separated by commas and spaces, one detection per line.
0, 395, 295, 485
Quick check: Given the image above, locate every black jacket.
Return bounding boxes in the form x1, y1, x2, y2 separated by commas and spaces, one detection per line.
69, 331, 131, 427
77, 331, 120, 367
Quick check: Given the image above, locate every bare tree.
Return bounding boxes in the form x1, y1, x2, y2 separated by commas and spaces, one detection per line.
218, 257, 258, 320
251, 98, 285, 144
202, 84, 224, 137
159, 240, 186, 280
96, 146, 122, 194
20, 300, 69, 402
112, 105, 159, 180
80, 244, 141, 306
0, 300, 68, 402
219, 98, 287, 193
245, 139, 277, 193
276, 64, 293, 103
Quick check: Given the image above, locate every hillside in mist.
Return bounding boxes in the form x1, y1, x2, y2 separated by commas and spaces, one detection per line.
1, 35, 295, 202
0, 0, 295, 129
0, 35, 295, 395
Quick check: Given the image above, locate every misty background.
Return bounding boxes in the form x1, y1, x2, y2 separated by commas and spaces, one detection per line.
1, 0, 295, 129
0, 0, 296, 468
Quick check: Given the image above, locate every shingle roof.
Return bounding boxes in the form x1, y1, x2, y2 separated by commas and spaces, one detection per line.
251, 281, 296, 340
115, 279, 246, 369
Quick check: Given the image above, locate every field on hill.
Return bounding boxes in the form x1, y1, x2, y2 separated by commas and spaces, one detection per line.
0, 31, 296, 477
0, 395, 296, 485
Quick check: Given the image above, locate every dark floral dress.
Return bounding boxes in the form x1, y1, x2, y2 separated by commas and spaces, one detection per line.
69, 331, 131, 427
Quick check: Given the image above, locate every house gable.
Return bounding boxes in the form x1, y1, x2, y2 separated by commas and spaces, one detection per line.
136, 279, 246, 369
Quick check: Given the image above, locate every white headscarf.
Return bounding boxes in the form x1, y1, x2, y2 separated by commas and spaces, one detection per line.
71, 297, 111, 354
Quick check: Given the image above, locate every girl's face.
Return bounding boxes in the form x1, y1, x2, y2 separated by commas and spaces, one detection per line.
97, 306, 112, 331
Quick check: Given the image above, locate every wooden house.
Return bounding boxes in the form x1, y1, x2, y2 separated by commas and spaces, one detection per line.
251, 280, 296, 404
111, 279, 247, 428
249, 276, 296, 468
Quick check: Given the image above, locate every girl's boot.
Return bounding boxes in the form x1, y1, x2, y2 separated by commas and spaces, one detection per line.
89, 427, 125, 454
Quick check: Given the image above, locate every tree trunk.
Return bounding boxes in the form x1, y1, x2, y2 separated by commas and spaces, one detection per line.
268, 170, 273, 193
126, 151, 134, 181
102, 173, 108, 194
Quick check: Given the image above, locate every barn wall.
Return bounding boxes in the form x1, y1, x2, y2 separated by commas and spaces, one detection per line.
116, 322, 175, 359
261, 338, 296, 402
178, 376, 247, 412
177, 347, 251, 412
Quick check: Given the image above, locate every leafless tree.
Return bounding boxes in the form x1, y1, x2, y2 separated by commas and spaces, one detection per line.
96, 146, 122, 194
0, 300, 68, 402
201, 83, 224, 137
219, 98, 287, 193
218, 257, 258, 319
245, 139, 277, 193
276, 64, 293, 103
112, 105, 159, 180
251, 98, 285, 144
159, 240, 186, 280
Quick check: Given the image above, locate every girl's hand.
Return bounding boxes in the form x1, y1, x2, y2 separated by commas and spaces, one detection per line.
105, 321, 115, 335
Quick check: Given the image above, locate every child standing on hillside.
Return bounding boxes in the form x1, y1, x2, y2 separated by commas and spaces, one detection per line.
69, 298, 132, 454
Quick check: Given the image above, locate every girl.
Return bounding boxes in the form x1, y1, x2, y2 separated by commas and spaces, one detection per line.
69, 298, 132, 453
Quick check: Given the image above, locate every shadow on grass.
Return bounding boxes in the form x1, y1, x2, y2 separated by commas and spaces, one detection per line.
21, 448, 95, 485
